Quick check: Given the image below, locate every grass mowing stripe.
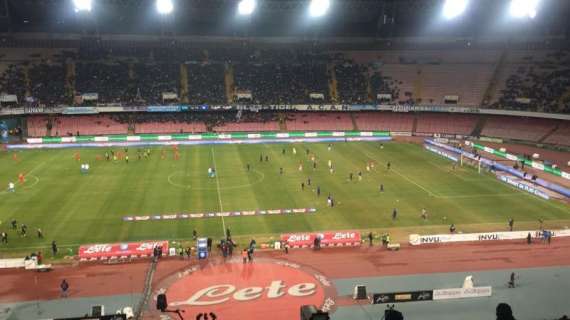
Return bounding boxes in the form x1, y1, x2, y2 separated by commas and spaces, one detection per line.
210, 146, 227, 237
359, 146, 437, 197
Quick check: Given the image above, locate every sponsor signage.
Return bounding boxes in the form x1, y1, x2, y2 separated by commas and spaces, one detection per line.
166, 262, 334, 320
62, 107, 98, 115
371, 290, 433, 304
123, 208, 316, 222
78, 240, 168, 260
410, 229, 570, 245
281, 230, 361, 248
498, 175, 550, 200
433, 287, 492, 300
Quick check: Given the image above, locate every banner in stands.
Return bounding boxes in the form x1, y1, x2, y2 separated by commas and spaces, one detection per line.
162, 92, 178, 100
309, 93, 325, 100
26, 131, 390, 144
409, 229, 570, 245
432, 287, 492, 300
147, 105, 187, 112
371, 290, 433, 304
0, 94, 18, 103
78, 240, 169, 260
82, 93, 99, 101
62, 107, 99, 115
281, 230, 361, 248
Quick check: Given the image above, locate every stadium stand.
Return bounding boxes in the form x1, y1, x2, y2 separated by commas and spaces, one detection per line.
492, 50, 570, 113
27, 115, 128, 137
285, 112, 354, 131
480, 116, 559, 142
543, 123, 570, 147
353, 112, 414, 132
415, 113, 477, 135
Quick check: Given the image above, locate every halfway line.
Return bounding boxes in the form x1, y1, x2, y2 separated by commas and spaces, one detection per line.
210, 147, 227, 237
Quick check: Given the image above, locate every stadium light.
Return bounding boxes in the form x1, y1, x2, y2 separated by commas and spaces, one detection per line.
509, 0, 540, 19
309, 0, 330, 18
156, 0, 174, 15
238, 0, 256, 16
73, 0, 92, 13
442, 0, 468, 20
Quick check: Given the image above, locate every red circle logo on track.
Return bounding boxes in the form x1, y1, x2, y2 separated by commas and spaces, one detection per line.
166, 261, 334, 319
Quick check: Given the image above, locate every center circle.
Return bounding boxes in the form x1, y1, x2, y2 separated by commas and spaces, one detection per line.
166, 261, 332, 319
167, 169, 264, 190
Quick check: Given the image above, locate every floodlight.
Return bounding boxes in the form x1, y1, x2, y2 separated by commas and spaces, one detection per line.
509, 0, 540, 19
238, 0, 256, 15
73, 0, 92, 13
156, 0, 174, 15
442, 0, 468, 20
309, 0, 330, 18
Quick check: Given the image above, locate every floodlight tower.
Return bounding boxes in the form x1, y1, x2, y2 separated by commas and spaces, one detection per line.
309, 0, 330, 18
442, 0, 468, 20
510, 0, 540, 19
156, 0, 174, 15
73, 0, 92, 13
238, 0, 256, 16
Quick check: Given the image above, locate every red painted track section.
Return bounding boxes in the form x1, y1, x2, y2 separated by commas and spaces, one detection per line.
1, 237, 570, 319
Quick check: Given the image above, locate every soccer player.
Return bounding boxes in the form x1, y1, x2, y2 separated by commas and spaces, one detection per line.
279, 167, 283, 175
282, 148, 285, 155
37, 228, 43, 238
11, 219, 17, 230
307, 177, 311, 186
327, 144, 332, 151
392, 208, 397, 221
265, 155, 269, 162
316, 186, 321, 197
387, 162, 391, 170
421, 208, 428, 221
301, 182, 305, 191
74, 152, 81, 162
105, 151, 110, 161
8, 181, 15, 192
1, 231, 7, 244
292, 147, 297, 155
246, 163, 250, 172
20, 224, 27, 237
174, 151, 180, 161
298, 162, 303, 171
259, 154, 263, 162
379, 184, 384, 192
349, 172, 353, 181
313, 161, 317, 170
12, 153, 18, 162
328, 160, 332, 168
358, 171, 362, 181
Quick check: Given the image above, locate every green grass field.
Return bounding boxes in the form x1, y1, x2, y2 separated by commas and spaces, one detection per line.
0, 141, 568, 255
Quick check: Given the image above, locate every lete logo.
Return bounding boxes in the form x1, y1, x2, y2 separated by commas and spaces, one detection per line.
171, 280, 317, 306
84, 244, 112, 254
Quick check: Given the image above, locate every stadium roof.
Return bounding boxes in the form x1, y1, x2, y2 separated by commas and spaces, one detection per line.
0, 0, 568, 38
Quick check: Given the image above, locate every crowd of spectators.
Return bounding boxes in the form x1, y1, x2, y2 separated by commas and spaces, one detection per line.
29, 62, 67, 106
2, 45, 569, 113
132, 63, 179, 105
369, 71, 400, 103
0, 64, 27, 105
187, 63, 226, 104
75, 62, 131, 104
493, 51, 570, 113
334, 61, 369, 104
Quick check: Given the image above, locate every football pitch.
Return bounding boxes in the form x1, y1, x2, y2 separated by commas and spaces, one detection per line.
0, 141, 568, 254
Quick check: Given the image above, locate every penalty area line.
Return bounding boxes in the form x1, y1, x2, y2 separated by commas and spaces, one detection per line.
210, 147, 227, 238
